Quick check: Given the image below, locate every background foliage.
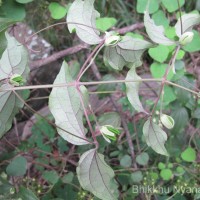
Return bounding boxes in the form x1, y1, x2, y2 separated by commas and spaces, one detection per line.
0, 0, 200, 200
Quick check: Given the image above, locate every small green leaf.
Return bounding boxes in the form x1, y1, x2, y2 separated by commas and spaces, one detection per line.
6, 156, 27, 176
96, 17, 117, 32
67, 0, 102, 45
163, 86, 176, 105
120, 155, 132, 168
49, 61, 90, 145
152, 10, 169, 28
62, 172, 74, 183
0, 0, 26, 20
131, 171, 143, 183
158, 162, 166, 170
162, 0, 185, 13
143, 119, 169, 156
160, 169, 173, 181
126, 67, 146, 113
17, 186, 39, 200
42, 171, 59, 184
16, 0, 33, 3
150, 63, 174, 80
144, 11, 175, 46
176, 166, 185, 175
48, 2, 68, 20
181, 147, 196, 162
148, 45, 169, 63
77, 149, 119, 200
136, 152, 149, 166
183, 30, 200, 52
137, 0, 159, 14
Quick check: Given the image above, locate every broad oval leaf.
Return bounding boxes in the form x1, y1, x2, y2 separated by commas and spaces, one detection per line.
143, 119, 169, 156
104, 36, 152, 70
77, 149, 119, 200
49, 61, 90, 145
144, 11, 175, 45
0, 33, 29, 81
0, 86, 25, 138
125, 67, 146, 113
175, 13, 200, 38
67, 0, 102, 45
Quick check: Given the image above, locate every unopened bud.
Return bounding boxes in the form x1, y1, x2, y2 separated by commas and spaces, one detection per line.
179, 32, 194, 46
100, 125, 120, 143
160, 114, 175, 129
9, 74, 25, 86
105, 35, 121, 46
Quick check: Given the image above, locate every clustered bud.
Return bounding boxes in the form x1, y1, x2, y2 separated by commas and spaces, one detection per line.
179, 32, 194, 46
160, 114, 175, 129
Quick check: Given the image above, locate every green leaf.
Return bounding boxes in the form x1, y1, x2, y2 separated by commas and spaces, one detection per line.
175, 13, 200, 37
125, 67, 146, 113
193, 108, 200, 119
160, 169, 173, 181
0, 31, 7, 58
120, 155, 132, 168
158, 162, 166, 170
163, 86, 176, 105
0, 33, 29, 81
67, 0, 102, 45
0, 88, 25, 138
49, 61, 90, 145
48, 2, 68, 20
98, 112, 121, 127
181, 147, 196, 162
15, 0, 33, 3
17, 186, 39, 200
104, 36, 152, 70
136, 152, 149, 166
143, 119, 169, 156
152, 10, 169, 28
77, 149, 119, 200
148, 45, 169, 63
171, 107, 189, 133
96, 17, 117, 32
62, 172, 74, 183
42, 171, 59, 184
150, 63, 174, 80
0, 0, 26, 20
183, 30, 200, 52
136, 0, 159, 14
162, 0, 185, 13
144, 11, 175, 46
0, 18, 18, 33
131, 171, 143, 183
6, 156, 27, 176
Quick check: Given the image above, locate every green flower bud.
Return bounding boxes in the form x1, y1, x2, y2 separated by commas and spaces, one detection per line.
100, 125, 120, 143
9, 74, 25, 86
105, 35, 121, 46
179, 32, 194, 46
160, 114, 175, 129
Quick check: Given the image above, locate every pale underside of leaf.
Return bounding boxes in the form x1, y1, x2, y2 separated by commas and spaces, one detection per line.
0, 85, 24, 138
144, 11, 175, 46
0, 33, 29, 81
104, 36, 153, 70
67, 0, 102, 45
77, 149, 119, 200
175, 13, 200, 37
143, 119, 169, 156
49, 61, 89, 145
125, 67, 146, 113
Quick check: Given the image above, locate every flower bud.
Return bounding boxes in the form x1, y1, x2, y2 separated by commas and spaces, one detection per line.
179, 32, 194, 46
100, 125, 120, 143
105, 35, 121, 46
160, 114, 175, 129
9, 74, 24, 86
